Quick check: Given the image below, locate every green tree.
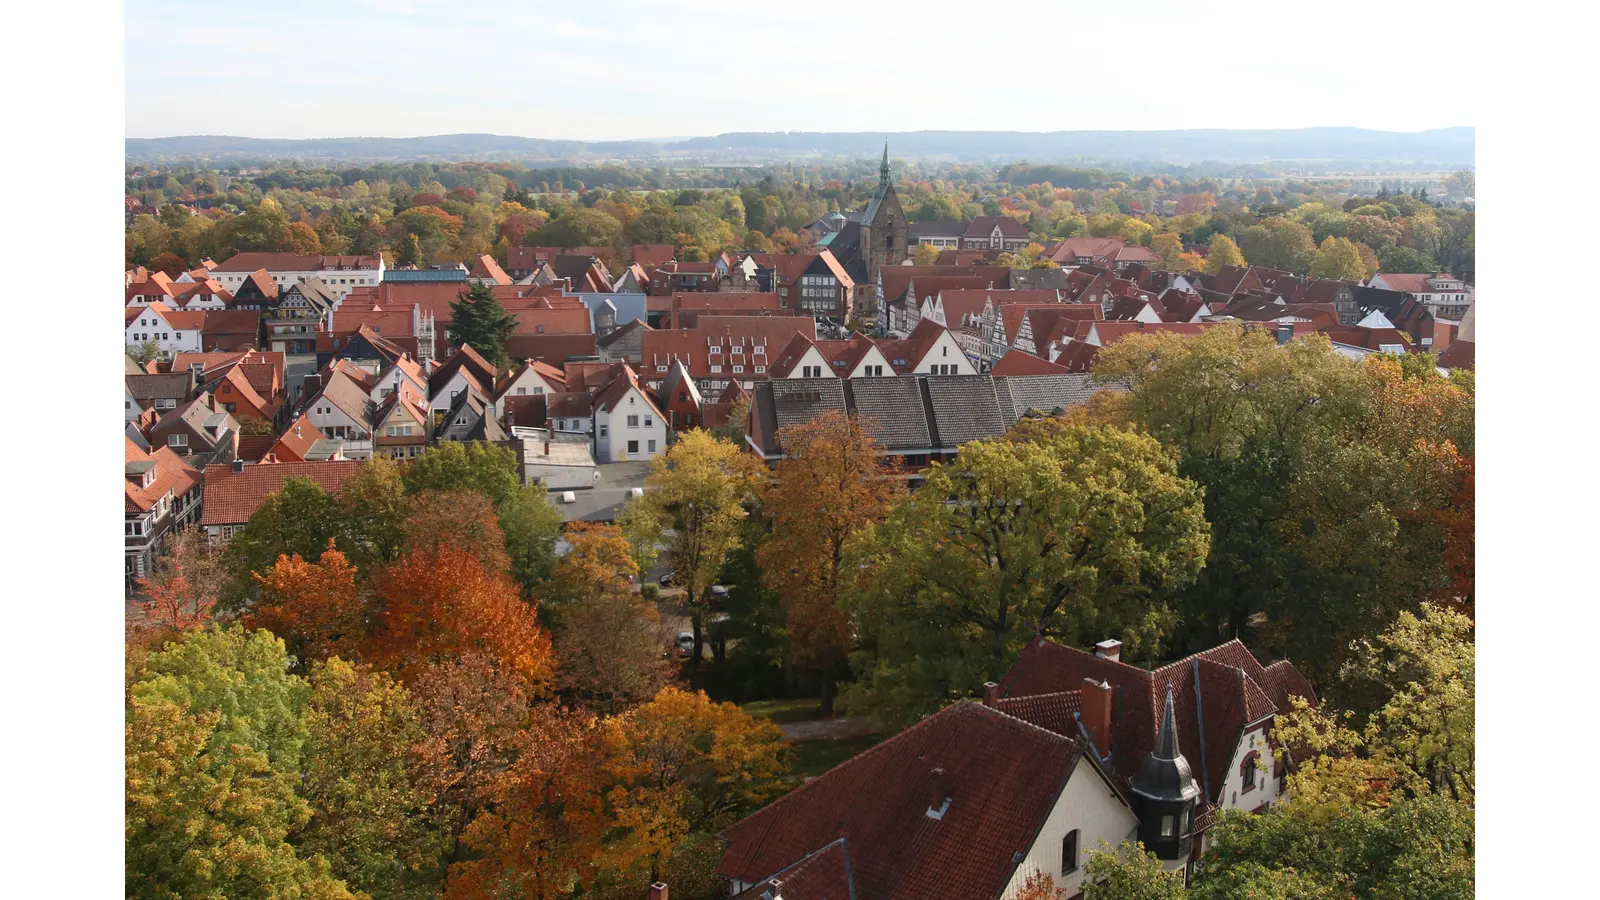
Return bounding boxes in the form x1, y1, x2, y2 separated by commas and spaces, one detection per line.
446, 282, 519, 369
499, 482, 565, 595
229, 197, 292, 252
131, 338, 163, 365
126, 626, 354, 899
298, 658, 448, 899
1092, 326, 1473, 683
1309, 236, 1367, 280
1202, 233, 1245, 273
1378, 243, 1426, 274
404, 440, 521, 505
397, 233, 424, 267
1239, 217, 1317, 274
617, 430, 764, 669
1082, 842, 1186, 900
338, 456, 410, 566
1149, 232, 1185, 271
846, 424, 1210, 725
535, 206, 623, 249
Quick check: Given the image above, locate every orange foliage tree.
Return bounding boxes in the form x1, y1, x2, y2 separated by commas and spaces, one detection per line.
445, 707, 612, 900
760, 412, 900, 715
247, 543, 367, 666
603, 687, 789, 877
370, 547, 553, 690
131, 526, 227, 643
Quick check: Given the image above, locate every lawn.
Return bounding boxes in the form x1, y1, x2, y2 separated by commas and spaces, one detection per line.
741, 697, 827, 725
789, 733, 886, 779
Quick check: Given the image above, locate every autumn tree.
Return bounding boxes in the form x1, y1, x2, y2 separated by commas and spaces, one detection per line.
1310, 235, 1368, 280
403, 489, 512, 574
126, 626, 355, 899
1202, 233, 1245, 273
286, 221, 323, 255
131, 526, 227, 643
759, 412, 899, 715
619, 430, 764, 669
371, 547, 553, 690
446, 283, 518, 369
224, 476, 350, 605
1013, 870, 1070, 900
710, 394, 751, 446
846, 425, 1210, 725
298, 658, 448, 899
912, 242, 941, 265
249, 546, 367, 667
446, 707, 613, 900
603, 688, 790, 876
1149, 232, 1185, 271
148, 250, 189, 277
546, 524, 674, 712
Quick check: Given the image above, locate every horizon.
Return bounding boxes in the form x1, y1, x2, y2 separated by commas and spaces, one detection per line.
127, 0, 1471, 141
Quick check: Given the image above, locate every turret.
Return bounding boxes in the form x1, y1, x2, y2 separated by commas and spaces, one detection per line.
881, 141, 891, 183
1129, 687, 1201, 860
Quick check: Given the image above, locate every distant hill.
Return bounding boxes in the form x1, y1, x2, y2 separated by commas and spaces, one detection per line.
125, 127, 1474, 168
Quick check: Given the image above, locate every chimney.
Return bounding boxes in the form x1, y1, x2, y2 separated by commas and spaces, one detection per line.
544, 440, 551, 456
648, 883, 668, 900
983, 682, 999, 707
232, 459, 244, 473
926, 767, 950, 818
1094, 639, 1122, 662
1080, 678, 1113, 758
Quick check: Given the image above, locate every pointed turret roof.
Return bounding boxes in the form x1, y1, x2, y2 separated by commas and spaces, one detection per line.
881, 141, 891, 181
1129, 687, 1201, 804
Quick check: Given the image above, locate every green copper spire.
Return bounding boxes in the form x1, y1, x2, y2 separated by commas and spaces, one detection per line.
881, 142, 890, 182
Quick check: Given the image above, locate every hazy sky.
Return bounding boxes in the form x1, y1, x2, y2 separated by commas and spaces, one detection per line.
127, 0, 1472, 140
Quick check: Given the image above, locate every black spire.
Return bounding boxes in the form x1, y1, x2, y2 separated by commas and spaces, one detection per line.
1154, 686, 1180, 758
1130, 687, 1200, 805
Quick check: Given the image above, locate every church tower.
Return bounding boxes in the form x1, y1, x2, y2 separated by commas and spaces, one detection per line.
858, 142, 907, 286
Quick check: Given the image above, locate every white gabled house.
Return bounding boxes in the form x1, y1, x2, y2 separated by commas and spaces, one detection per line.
303, 370, 376, 459
592, 369, 668, 463
125, 302, 204, 360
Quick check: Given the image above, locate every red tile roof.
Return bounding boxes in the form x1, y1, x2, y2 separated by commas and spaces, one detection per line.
997, 637, 1316, 805
504, 333, 599, 365
469, 254, 511, 284
125, 439, 202, 514
963, 215, 1031, 239
989, 348, 1069, 376
1436, 339, 1474, 370
718, 701, 1084, 900
214, 252, 381, 272
640, 318, 817, 381
200, 460, 363, 526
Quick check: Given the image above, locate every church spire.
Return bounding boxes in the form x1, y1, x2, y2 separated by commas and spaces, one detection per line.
881, 142, 890, 182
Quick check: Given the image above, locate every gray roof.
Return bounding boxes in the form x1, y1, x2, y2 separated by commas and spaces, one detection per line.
127, 373, 193, 401
1008, 268, 1072, 291
908, 220, 968, 239
994, 374, 1102, 424
925, 375, 1009, 445
769, 377, 849, 433
844, 377, 932, 452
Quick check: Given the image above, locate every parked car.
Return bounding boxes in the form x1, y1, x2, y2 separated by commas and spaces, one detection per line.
659, 570, 679, 587
675, 632, 695, 657
709, 584, 729, 600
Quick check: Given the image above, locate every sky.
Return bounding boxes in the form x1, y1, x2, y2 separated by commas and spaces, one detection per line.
127, 0, 1473, 140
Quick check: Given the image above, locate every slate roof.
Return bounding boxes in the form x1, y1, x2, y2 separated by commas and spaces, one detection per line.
717, 701, 1083, 900
993, 374, 1102, 424
963, 215, 1030, 239
200, 460, 363, 526
924, 376, 1008, 445
844, 377, 932, 452
908, 220, 967, 239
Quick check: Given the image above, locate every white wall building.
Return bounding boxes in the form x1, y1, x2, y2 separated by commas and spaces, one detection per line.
593, 381, 668, 464
125, 303, 203, 360
211, 253, 385, 302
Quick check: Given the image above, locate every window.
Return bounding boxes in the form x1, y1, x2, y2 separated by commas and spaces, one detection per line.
1179, 805, 1190, 835
1241, 751, 1260, 791
627, 415, 639, 427
755, 365, 766, 373
710, 365, 722, 374
644, 416, 653, 428
647, 439, 656, 453
168, 433, 188, 448
1160, 815, 1176, 837
600, 424, 608, 437
125, 520, 144, 537
627, 440, 639, 454
516, 386, 527, 394
732, 365, 744, 374
1061, 830, 1079, 874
